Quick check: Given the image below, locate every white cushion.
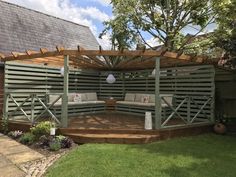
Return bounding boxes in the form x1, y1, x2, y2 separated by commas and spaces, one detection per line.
134, 94, 143, 102
86, 92, 97, 101
68, 93, 75, 102
161, 94, 173, 106
141, 95, 150, 103
149, 94, 173, 106
149, 94, 155, 103
74, 93, 87, 102
49, 95, 61, 104
124, 93, 135, 102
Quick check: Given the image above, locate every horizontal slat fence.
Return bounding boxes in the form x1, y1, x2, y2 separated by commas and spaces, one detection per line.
100, 65, 215, 122
4, 62, 99, 120
4, 62, 215, 125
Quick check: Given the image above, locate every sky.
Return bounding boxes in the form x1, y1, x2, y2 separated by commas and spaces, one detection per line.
4, 0, 216, 49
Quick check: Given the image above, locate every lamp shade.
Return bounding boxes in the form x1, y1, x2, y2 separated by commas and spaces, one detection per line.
106, 74, 116, 84
60, 67, 64, 76
152, 69, 155, 76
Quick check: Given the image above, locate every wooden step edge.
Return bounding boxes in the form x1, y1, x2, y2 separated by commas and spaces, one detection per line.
58, 128, 160, 135
63, 133, 160, 144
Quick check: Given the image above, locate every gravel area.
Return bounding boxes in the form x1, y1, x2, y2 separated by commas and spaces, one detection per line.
19, 152, 65, 177
18, 145, 77, 177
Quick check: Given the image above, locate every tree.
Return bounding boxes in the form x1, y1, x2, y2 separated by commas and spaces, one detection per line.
100, 0, 215, 51
213, 0, 236, 68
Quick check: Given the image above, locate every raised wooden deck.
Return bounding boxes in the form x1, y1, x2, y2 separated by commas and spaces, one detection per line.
1, 112, 213, 144
59, 112, 212, 144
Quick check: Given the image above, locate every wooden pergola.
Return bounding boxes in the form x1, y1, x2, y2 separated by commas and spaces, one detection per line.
0, 47, 209, 129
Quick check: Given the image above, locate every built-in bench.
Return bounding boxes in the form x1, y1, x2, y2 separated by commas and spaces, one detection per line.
116, 93, 173, 118
49, 92, 105, 117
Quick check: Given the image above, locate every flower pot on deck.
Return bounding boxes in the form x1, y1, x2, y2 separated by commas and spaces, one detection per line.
214, 123, 226, 134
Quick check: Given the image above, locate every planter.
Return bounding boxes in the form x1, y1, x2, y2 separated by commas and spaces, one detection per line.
214, 123, 226, 134
50, 128, 56, 136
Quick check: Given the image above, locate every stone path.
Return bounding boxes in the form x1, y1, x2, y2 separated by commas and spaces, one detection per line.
0, 133, 44, 177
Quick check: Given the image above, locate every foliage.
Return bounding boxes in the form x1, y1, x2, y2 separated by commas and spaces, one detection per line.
46, 134, 236, 177
213, 0, 236, 69
1, 118, 8, 135
56, 135, 73, 148
183, 34, 223, 58
100, 0, 215, 50
38, 135, 73, 149
49, 139, 61, 151
19, 132, 36, 145
30, 121, 54, 138
38, 135, 53, 148
8, 130, 23, 139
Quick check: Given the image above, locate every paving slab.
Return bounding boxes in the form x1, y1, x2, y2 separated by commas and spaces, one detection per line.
0, 155, 12, 168
0, 134, 45, 177
7, 150, 44, 164
0, 164, 25, 177
1, 144, 30, 155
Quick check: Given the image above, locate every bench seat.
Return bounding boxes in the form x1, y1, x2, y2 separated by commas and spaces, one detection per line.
116, 93, 173, 117
48, 93, 105, 117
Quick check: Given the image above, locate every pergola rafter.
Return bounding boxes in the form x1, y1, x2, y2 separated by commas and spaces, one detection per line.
0, 46, 208, 70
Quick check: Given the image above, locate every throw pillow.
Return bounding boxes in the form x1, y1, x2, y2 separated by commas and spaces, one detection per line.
141, 95, 150, 103
74, 94, 82, 102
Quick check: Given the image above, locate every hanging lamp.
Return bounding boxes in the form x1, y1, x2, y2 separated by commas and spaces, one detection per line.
106, 74, 116, 84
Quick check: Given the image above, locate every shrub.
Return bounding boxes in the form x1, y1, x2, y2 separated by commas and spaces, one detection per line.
30, 121, 53, 138
49, 139, 61, 151
19, 132, 36, 145
38, 135, 52, 147
8, 130, 23, 139
58, 136, 73, 148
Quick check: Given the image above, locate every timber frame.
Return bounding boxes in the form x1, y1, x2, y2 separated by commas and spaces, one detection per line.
1, 47, 215, 129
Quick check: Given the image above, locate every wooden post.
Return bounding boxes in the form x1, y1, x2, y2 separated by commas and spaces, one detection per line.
187, 96, 190, 124
31, 94, 35, 124
3, 93, 9, 120
61, 55, 69, 127
155, 57, 162, 129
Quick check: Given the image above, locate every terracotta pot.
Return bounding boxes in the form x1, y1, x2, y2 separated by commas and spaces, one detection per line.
214, 123, 226, 134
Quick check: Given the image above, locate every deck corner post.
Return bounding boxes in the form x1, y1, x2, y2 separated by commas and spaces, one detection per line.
3, 93, 9, 121
155, 57, 161, 129
61, 55, 69, 128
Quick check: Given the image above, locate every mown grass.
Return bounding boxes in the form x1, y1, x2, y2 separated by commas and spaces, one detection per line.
46, 134, 236, 177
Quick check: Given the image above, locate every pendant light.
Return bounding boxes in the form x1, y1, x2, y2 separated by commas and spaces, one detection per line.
106, 74, 116, 84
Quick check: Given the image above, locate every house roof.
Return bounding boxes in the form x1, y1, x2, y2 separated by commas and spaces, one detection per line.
0, 1, 99, 54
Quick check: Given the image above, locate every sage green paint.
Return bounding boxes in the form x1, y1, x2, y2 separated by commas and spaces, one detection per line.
61, 55, 69, 128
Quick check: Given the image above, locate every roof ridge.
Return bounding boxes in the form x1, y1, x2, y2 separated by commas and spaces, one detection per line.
0, 0, 89, 29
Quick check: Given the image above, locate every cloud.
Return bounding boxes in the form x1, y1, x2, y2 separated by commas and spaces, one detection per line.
89, 0, 111, 7
4, 0, 111, 48
146, 37, 162, 48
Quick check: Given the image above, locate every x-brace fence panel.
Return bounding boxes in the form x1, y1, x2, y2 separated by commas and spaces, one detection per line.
160, 95, 213, 128
4, 93, 62, 125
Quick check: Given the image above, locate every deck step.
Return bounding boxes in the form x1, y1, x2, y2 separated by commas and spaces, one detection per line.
63, 133, 160, 144
59, 128, 160, 135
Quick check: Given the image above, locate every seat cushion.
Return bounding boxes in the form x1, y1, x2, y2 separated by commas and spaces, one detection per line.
134, 94, 143, 102
68, 93, 76, 102
74, 93, 87, 102
86, 92, 97, 101
141, 95, 150, 103
49, 95, 62, 104
149, 94, 155, 103
124, 93, 135, 102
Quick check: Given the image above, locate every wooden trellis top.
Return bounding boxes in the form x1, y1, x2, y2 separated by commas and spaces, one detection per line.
0, 46, 211, 70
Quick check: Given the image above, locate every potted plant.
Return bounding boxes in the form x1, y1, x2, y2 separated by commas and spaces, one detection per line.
214, 116, 227, 134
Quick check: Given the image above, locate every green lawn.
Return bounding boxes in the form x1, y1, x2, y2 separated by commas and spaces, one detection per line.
46, 134, 236, 177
